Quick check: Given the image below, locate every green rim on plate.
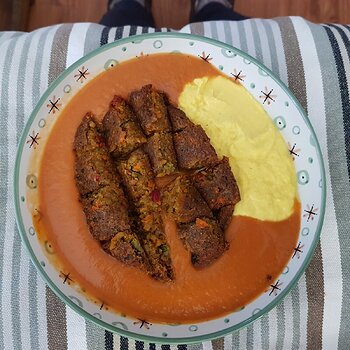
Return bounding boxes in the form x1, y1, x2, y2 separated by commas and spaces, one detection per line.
14, 32, 326, 344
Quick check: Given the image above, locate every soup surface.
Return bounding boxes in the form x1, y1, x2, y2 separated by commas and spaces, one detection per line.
37, 53, 300, 323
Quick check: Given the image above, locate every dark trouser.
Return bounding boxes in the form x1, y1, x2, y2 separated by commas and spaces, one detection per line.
100, 1, 248, 27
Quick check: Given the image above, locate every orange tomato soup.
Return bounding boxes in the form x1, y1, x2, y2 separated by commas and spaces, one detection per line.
36, 54, 300, 323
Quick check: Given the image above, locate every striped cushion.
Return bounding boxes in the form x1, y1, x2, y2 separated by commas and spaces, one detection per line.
0, 18, 349, 349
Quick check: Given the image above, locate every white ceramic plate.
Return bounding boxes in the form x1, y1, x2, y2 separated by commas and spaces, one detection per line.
14, 33, 326, 344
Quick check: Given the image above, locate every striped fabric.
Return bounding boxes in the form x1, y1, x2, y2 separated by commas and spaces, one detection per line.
0, 18, 349, 349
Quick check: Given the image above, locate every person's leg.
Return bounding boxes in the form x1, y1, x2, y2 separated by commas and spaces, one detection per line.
100, 0, 154, 27
191, 0, 248, 22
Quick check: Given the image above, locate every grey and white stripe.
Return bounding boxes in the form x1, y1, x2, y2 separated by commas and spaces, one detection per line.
254, 19, 272, 70
243, 20, 257, 58
300, 18, 343, 349
86, 320, 105, 350
0, 37, 20, 350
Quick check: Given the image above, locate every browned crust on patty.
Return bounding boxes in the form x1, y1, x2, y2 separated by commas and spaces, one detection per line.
80, 184, 129, 241
129, 84, 171, 136
178, 217, 227, 268
74, 114, 148, 270
102, 96, 146, 158
107, 232, 148, 269
173, 125, 219, 170
192, 157, 240, 210
167, 105, 195, 132
162, 175, 212, 224
217, 204, 234, 231
74, 114, 118, 196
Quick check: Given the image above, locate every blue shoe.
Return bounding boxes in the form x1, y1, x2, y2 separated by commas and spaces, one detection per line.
109, 0, 152, 11
191, 0, 233, 15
